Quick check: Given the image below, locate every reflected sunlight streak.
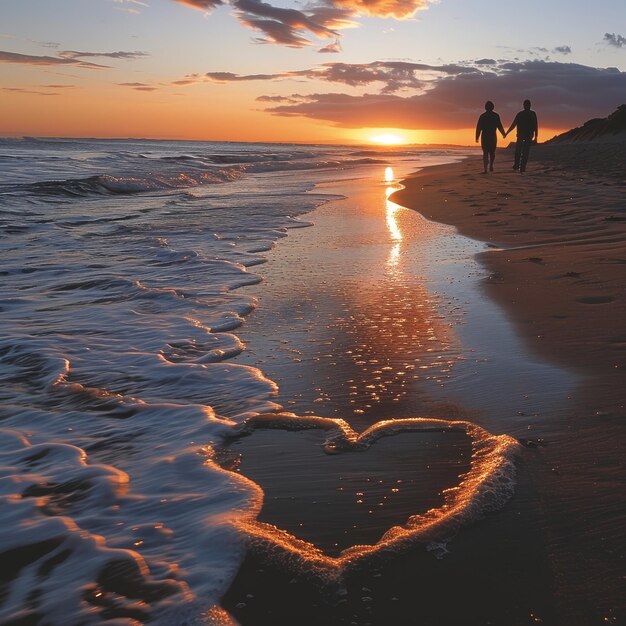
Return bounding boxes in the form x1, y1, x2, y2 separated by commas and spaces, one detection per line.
385, 182, 403, 272
386, 187, 402, 243
388, 242, 401, 267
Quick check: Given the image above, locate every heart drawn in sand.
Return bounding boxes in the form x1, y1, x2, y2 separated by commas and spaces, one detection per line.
220, 414, 519, 575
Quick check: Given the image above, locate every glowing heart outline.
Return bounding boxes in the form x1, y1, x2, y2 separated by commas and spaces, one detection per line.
226, 414, 519, 575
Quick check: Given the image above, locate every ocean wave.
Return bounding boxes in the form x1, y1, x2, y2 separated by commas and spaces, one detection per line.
13, 168, 245, 197
0, 409, 260, 625
0, 138, 480, 624
244, 157, 384, 174
207, 151, 318, 164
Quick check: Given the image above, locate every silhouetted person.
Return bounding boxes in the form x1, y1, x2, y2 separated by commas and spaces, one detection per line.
506, 99, 538, 173
475, 101, 505, 173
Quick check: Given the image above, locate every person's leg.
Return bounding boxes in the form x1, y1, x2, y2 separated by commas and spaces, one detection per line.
520, 139, 531, 172
513, 140, 522, 170
489, 147, 495, 171
482, 147, 488, 173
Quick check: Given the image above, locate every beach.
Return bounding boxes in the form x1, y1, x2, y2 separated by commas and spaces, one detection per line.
393, 144, 626, 623
3, 0, 626, 623
1, 139, 624, 626
393, 142, 626, 403
223, 144, 625, 625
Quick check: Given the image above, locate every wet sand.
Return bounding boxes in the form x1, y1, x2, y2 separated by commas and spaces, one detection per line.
221, 428, 472, 556
391, 144, 626, 623
219, 158, 623, 625
392, 143, 626, 407
220, 147, 625, 625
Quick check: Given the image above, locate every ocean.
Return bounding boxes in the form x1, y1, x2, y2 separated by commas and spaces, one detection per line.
0, 138, 566, 625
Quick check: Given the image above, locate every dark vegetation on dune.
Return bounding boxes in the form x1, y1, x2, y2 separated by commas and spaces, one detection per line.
547, 104, 626, 143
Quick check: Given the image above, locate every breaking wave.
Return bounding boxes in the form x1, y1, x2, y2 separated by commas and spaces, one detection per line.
15, 168, 245, 197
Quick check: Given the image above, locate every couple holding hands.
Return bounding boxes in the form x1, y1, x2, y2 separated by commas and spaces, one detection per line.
476, 100, 539, 174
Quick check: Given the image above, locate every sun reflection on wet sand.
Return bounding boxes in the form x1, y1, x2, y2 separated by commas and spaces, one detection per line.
235, 164, 468, 422
385, 187, 403, 244
222, 162, 578, 625
385, 184, 403, 271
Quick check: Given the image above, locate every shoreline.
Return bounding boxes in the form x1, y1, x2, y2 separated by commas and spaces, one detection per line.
222, 161, 562, 625
219, 151, 624, 624
215, 148, 626, 624
391, 146, 625, 622
391, 145, 625, 415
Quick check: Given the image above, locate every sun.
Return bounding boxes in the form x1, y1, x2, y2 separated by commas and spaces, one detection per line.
370, 133, 408, 145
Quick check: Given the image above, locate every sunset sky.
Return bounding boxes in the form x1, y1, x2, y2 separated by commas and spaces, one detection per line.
1, 0, 625, 144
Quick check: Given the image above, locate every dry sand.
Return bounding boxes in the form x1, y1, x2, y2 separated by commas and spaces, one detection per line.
392, 143, 626, 623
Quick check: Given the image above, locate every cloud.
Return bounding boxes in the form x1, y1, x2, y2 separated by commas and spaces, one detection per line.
313, 61, 425, 91
118, 81, 158, 91
256, 94, 304, 104
318, 40, 342, 53
233, 0, 345, 47
204, 71, 284, 81
172, 78, 200, 85
112, 0, 150, 13
553, 45, 571, 55
173, 0, 223, 9
2, 87, 60, 96
259, 60, 626, 130
171, 0, 431, 47
331, 0, 432, 19
60, 50, 149, 60
603, 33, 626, 48
0, 50, 108, 68
237, 18, 315, 46
0, 34, 60, 49
35, 40, 60, 49
195, 60, 479, 93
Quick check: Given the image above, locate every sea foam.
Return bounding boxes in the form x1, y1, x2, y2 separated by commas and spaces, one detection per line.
0, 138, 498, 624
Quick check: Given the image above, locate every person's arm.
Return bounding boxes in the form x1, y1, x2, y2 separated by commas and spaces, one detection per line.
533, 112, 539, 142
475, 117, 482, 143
505, 113, 519, 137
497, 114, 505, 138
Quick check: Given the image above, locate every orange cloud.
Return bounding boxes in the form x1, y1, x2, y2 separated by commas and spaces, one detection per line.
171, 0, 426, 47
118, 82, 159, 91
174, 0, 223, 8
332, 0, 431, 19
